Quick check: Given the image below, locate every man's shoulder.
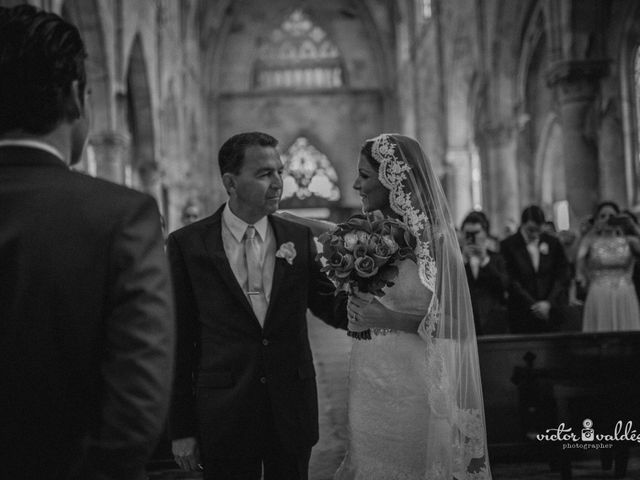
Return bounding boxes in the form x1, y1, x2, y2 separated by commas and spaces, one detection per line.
270, 213, 312, 235
66, 171, 153, 207
500, 233, 519, 250
169, 209, 220, 241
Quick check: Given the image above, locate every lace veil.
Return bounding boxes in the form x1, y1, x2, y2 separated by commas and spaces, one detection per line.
366, 133, 491, 479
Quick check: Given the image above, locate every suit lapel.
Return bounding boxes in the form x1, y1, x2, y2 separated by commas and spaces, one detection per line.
265, 215, 295, 324
202, 208, 256, 322
513, 233, 537, 276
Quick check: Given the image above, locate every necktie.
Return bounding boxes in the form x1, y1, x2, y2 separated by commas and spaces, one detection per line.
244, 225, 268, 325
527, 242, 540, 272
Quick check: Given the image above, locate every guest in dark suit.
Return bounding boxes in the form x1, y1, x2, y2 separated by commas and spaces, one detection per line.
500, 205, 571, 333
0, 5, 174, 480
461, 211, 508, 335
167, 132, 348, 480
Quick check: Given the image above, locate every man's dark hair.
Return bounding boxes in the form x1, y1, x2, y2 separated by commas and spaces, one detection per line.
0, 5, 87, 135
462, 210, 489, 233
521, 205, 545, 226
218, 132, 279, 175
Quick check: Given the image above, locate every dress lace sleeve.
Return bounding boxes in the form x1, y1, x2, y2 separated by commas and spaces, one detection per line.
377, 259, 431, 316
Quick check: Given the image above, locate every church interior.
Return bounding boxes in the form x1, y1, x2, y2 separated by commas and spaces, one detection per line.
4, 0, 640, 478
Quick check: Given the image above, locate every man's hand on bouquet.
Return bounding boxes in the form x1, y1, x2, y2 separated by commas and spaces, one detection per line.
172, 437, 203, 472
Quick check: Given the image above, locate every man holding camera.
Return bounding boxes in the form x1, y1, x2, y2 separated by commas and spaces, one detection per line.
461, 211, 508, 335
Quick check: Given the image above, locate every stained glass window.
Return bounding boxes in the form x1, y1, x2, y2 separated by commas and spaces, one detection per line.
255, 9, 344, 90
281, 137, 340, 204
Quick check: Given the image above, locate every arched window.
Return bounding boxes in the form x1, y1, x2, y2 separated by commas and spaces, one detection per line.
255, 9, 344, 90
280, 137, 340, 207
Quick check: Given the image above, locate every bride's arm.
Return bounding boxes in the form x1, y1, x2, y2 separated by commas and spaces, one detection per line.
348, 295, 423, 334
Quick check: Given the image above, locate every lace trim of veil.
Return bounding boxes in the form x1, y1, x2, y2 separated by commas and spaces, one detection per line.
371, 134, 439, 329
368, 134, 491, 480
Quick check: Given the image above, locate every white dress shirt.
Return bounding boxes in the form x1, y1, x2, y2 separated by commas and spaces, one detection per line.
521, 231, 540, 272
0, 139, 65, 162
221, 203, 276, 302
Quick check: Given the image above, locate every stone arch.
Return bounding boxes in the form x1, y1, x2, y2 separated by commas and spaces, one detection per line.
515, 3, 555, 205
200, 0, 388, 212
125, 33, 156, 190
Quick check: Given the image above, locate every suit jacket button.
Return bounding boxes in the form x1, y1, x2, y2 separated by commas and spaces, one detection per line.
262, 339, 269, 346
260, 376, 267, 384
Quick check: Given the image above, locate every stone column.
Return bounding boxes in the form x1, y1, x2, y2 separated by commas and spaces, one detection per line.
445, 147, 473, 225
478, 123, 520, 236
547, 60, 609, 225
90, 132, 130, 184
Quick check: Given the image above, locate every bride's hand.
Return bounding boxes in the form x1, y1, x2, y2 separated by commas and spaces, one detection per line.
348, 295, 389, 331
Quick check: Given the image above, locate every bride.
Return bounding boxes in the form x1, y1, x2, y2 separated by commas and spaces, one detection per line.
334, 134, 491, 480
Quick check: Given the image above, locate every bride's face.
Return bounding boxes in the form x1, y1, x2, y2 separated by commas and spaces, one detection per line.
353, 154, 389, 213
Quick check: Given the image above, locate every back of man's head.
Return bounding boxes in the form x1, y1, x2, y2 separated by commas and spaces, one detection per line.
0, 5, 86, 136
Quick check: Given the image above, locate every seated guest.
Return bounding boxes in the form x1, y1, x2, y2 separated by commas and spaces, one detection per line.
461, 211, 509, 334
576, 201, 640, 332
501, 206, 571, 333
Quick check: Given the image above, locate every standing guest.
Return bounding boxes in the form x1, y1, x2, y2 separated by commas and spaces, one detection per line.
181, 200, 202, 226
500, 205, 571, 333
460, 211, 509, 335
576, 202, 640, 332
167, 132, 347, 480
0, 5, 174, 480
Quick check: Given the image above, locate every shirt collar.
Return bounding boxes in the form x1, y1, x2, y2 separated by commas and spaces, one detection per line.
222, 203, 268, 242
0, 139, 65, 162
520, 228, 539, 246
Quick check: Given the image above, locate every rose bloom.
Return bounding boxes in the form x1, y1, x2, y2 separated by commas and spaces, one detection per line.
355, 230, 370, 244
352, 244, 368, 259
381, 234, 399, 254
373, 243, 392, 265
354, 255, 379, 278
333, 253, 355, 278
343, 232, 358, 251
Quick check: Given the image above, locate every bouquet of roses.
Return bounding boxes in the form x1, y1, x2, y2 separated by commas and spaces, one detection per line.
316, 213, 417, 339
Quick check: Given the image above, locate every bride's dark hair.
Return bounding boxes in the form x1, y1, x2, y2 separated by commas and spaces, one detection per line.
360, 140, 378, 170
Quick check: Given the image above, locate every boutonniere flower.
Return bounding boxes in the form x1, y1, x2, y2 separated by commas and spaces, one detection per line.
539, 242, 549, 255
276, 241, 297, 265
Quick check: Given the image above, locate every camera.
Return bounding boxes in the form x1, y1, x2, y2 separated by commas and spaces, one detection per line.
607, 215, 628, 227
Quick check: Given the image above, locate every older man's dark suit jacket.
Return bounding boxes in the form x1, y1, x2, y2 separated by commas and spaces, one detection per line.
500, 231, 571, 333
167, 205, 347, 460
0, 146, 174, 480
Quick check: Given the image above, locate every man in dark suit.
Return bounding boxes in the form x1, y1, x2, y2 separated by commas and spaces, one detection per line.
460, 211, 509, 335
500, 205, 571, 333
167, 132, 347, 480
0, 6, 175, 479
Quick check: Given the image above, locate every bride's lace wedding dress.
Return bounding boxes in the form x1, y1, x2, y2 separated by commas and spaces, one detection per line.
335, 259, 460, 480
